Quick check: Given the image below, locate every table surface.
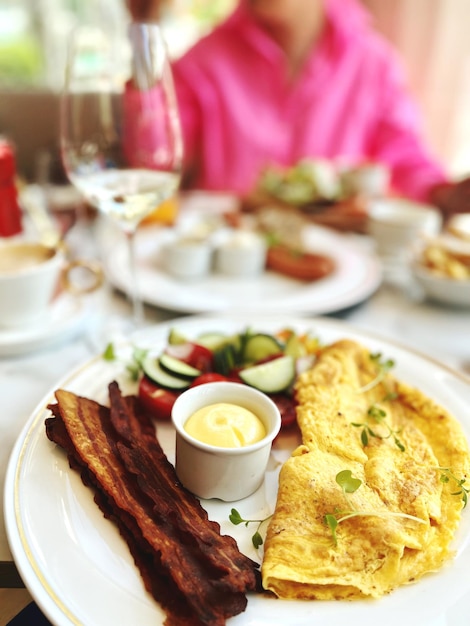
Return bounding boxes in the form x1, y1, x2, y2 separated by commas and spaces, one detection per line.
1, 205, 469, 605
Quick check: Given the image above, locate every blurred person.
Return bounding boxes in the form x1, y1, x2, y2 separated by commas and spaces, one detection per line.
126, 0, 470, 219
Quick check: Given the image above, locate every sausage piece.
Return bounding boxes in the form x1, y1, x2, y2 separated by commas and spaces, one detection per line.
266, 244, 335, 281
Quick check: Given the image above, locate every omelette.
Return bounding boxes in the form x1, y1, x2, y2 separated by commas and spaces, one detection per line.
262, 339, 470, 599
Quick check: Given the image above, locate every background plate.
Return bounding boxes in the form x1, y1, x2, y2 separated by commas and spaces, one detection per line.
101, 220, 382, 314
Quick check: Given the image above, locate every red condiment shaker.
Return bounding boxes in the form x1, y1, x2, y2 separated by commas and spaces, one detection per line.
0, 139, 23, 237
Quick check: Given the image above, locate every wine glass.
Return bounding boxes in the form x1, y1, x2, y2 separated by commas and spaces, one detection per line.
60, 22, 183, 327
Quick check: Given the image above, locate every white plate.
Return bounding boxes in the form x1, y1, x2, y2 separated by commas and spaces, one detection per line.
0, 292, 90, 357
102, 221, 382, 314
5, 315, 470, 626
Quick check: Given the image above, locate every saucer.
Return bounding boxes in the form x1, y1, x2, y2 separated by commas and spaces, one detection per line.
0, 292, 90, 357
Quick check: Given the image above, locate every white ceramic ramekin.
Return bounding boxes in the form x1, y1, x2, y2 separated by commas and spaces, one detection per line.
161, 236, 213, 280
213, 230, 267, 277
171, 381, 281, 501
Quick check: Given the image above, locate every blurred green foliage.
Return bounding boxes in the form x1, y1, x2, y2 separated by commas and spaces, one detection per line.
0, 37, 43, 85
187, 0, 234, 23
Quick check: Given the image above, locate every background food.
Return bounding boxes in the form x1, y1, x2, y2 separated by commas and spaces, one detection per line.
419, 235, 470, 279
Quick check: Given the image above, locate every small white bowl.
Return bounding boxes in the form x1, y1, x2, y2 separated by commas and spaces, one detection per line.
413, 263, 470, 307
171, 382, 281, 501
412, 235, 470, 307
447, 213, 470, 241
214, 230, 267, 277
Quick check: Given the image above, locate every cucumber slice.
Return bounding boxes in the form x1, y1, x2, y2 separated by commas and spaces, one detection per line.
243, 333, 283, 363
239, 355, 295, 393
237, 327, 255, 355
196, 332, 230, 351
142, 355, 190, 391
213, 343, 238, 376
168, 328, 188, 345
284, 332, 307, 358
159, 353, 201, 380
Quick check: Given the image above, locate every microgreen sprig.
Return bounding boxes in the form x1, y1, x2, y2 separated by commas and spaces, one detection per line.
357, 352, 395, 393
351, 392, 405, 451
102, 342, 117, 361
229, 508, 273, 549
438, 467, 470, 508
324, 470, 362, 545
102, 342, 148, 382
126, 346, 148, 381
324, 470, 426, 546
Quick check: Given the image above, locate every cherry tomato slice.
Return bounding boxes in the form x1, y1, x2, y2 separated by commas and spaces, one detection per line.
190, 372, 229, 387
165, 342, 214, 373
269, 393, 297, 429
227, 371, 243, 384
138, 376, 179, 421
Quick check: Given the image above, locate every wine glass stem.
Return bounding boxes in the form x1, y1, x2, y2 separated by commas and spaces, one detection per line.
125, 228, 144, 328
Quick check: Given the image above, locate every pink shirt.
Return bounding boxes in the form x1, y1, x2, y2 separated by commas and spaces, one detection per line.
126, 0, 447, 201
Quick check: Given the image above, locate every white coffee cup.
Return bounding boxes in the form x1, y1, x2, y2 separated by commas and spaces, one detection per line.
367, 198, 442, 261
0, 240, 103, 328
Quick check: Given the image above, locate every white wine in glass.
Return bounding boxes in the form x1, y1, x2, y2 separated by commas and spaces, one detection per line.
60, 22, 183, 326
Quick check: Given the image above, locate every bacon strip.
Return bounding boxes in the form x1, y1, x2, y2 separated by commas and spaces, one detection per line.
45, 382, 259, 626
